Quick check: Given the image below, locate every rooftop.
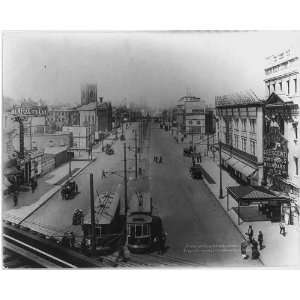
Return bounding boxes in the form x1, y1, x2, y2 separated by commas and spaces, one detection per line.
215, 90, 263, 107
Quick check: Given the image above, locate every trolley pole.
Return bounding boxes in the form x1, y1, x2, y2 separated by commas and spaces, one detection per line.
135, 131, 138, 179
219, 140, 223, 199
90, 173, 96, 255
123, 143, 128, 244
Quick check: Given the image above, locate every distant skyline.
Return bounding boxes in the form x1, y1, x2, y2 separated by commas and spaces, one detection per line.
3, 31, 300, 108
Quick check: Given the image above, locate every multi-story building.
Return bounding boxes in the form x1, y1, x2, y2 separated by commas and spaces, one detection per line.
48, 107, 80, 131
263, 49, 300, 224
180, 96, 206, 135
215, 91, 264, 186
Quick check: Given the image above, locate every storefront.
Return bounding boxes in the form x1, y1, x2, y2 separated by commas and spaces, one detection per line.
227, 185, 291, 225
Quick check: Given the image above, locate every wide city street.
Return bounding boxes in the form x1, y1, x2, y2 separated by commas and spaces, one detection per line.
149, 123, 260, 266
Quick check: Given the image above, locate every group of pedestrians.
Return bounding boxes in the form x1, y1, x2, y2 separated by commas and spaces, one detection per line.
241, 225, 264, 260
154, 155, 163, 164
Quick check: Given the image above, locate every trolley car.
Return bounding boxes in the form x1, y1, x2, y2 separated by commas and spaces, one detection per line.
81, 191, 122, 253
127, 192, 164, 253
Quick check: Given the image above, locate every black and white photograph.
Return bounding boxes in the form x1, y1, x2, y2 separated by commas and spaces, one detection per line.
2, 30, 300, 269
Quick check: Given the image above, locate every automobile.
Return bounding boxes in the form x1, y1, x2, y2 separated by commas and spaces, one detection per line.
189, 164, 203, 179
105, 147, 114, 155
61, 180, 78, 200
183, 147, 193, 157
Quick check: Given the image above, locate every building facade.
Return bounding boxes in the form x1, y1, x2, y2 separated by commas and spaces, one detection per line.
181, 96, 206, 135
216, 91, 264, 186
48, 107, 80, 131
263, 49, 300, 224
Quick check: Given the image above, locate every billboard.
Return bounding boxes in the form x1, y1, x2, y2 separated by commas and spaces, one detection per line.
11, 105, 48, 117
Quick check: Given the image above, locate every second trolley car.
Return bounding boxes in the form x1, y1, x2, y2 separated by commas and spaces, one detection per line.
127, 192, 164, 253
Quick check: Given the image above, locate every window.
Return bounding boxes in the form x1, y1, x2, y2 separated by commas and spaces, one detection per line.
250, 140, 256, 155
273, 83, 276, 92
295, 157, 299, 176
196, 120, 200, 125
250, 119, 256, 133
287, 80, 290, 94
234, 135, 239, 149
294, 79, 297, 93
241, 137, 247, 152
268, 85, 270, 95
242, 119, 246, 131
279, 82, 282, 91
235, 119, 239, 128
189, 120, 192, 125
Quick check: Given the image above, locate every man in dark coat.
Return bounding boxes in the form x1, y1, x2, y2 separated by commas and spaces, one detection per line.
247, 225, 254, 242
258, 231, 263, 250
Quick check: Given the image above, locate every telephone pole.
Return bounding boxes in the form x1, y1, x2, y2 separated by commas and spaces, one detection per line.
90, 173, 96, 255
135, 130, 138, 179
219, 140, 223, 199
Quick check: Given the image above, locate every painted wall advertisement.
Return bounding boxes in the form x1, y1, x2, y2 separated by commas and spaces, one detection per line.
263, 123, 288, 185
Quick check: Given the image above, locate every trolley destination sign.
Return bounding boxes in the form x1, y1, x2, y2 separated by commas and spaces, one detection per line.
11, 105, 48, 117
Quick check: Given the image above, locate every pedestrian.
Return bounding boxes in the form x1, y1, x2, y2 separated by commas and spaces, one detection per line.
13, 191, 18, 207
280, 222, 286, 236
31, 178, 35, 193
241, 241, 248, 259
258, 231, 263, 250
158, 232, 167, 255
251, 239, 260, 260
246, 225, 254, 242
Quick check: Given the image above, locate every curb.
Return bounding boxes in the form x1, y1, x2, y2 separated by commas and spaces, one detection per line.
16, 159, 96, 225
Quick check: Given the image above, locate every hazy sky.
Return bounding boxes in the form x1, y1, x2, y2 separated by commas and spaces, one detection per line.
3, 31, 300, 108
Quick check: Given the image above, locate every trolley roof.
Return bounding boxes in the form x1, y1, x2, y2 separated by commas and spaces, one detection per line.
127, 214, 152, 224
83, 192, 120, 225
128, 192, 152, 215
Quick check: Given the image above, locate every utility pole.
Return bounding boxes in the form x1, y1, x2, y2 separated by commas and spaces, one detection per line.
90, 173, 96, 255
135, 130, 138, 179
123, 143, 128, 244
207, 132, 209, 156
68, 148, 72, 177
219, 140, 223, 199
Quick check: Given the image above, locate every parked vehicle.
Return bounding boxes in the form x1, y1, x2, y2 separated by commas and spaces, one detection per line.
189, 164, 203, 179
61, 180, 78, 200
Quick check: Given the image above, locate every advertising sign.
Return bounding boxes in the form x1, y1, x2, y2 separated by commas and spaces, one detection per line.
12, 105, 48, 117
263, 122, 288, 183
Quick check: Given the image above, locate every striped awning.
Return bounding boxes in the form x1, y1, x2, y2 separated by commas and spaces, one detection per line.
226, 157, 256, 178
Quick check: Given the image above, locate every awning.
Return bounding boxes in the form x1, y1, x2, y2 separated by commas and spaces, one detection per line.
227, 185, 291, 204
226, 157, 256, 177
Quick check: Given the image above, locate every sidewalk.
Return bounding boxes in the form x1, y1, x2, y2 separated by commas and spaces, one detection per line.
200, 153, 300, 267
3, 160, 92, 225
